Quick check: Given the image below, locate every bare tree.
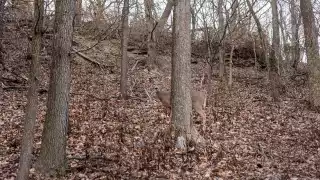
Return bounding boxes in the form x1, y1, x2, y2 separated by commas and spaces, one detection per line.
279, 3, 290, 65
190, 0, 206, 41
120, 0, 129, 99
246, 0, 268, 68
0, 0, 6, 92
171, 0, 204, 150
144, 0, 156, 67
218, 0, 225, 80
290, 0, 300, 70
89, 0, 107, 31
300, 0, 320, 107
36, 0, 75, 175
154, 0, 173, 42
269, 0, 281, 101
16, 1, 44, 179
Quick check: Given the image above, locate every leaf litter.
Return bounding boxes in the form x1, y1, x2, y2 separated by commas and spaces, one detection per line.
0, 33, 320, 179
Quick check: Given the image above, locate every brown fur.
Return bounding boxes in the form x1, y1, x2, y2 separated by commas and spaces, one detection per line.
156, 90, 207, 130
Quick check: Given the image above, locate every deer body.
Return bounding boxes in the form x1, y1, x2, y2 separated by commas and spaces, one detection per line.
156, 90, 207, 130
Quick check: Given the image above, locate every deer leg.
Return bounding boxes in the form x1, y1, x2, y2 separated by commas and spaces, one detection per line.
197, 109, 206, 131
165, 107, 172, 123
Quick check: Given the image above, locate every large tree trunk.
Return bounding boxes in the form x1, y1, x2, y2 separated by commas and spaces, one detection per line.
300, 0, 320, 107
269, 0, 281, 101
144, 0, 156, 68
171, 0, 204, 150
0, 0, 6, 93
290, 0, 300, 70
16, 1, 44, 179
36, 0, 75, 176
120, 0, 129, 99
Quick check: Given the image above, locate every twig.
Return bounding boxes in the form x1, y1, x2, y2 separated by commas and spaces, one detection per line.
144, 88, 152, 102
131, 59, 141, 71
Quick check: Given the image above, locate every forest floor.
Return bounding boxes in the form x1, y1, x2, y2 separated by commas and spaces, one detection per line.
1, 30, 320, 179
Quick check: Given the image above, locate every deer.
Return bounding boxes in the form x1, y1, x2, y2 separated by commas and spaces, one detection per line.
156, 90, 207, 131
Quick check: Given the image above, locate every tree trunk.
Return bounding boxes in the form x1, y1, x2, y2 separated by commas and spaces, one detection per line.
120, 0, 129, 99
270, 0, 281, 101
36, 0, 75, 176
171, 0, 204, 150
16, 1, 44, 179
134, 0, 140, 21
279, 4, 290, 68
245, 0, 268, 69
218, 0, 225, 80
155, 0, 173, 42
300, 0, 320, 107
190, 5, 196, 41
0, 0, 6, 93
144, 0, 156, 68
230, 0, 238, 30
228, 46, 234, 87
290, 0, 300, 70
74, 0, 82, 27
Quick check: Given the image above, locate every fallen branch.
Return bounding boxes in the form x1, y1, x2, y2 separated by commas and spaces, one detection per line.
2, 85, 47, 94
72, 47, 101, 66
2, 85, 27, 90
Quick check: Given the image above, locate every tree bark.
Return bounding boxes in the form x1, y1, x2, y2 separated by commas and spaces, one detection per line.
171, 0, 204, 149
218, 0, 225, 80
300, 0, 320, 107
0, 0, 6, 93
279, 4, 289, 67
270, 0, 281, 101
228, 46, 234, 87
16, 0, 44, 179
144, 0, 156, 68
120, 0, 129, 99
290, 0, 300, 70
155, 0, 173, 42
190, 3, 196, 41
36, 0, 75, 176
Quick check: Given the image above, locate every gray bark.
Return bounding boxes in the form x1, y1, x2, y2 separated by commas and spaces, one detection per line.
120, 0, 129, 99
155, 0, 173, 42
17, 0, 44, 179
144, 0, 156, 67
36, 0, 75, 176
270, 0, 281, 101
290, 0, 300, 70
300, 0, 320, 107
0, 0, 6, 92
218, 0, 225, 79
190, 5, 195, 41
171, 0, 204, 149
